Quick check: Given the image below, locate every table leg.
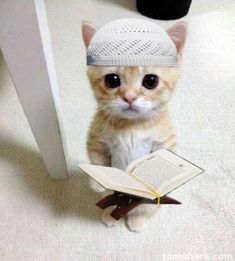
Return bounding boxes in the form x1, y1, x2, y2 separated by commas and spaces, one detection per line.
0, 0, 68, 179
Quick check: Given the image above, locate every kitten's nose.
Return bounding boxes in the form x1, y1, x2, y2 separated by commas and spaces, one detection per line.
123, 92, 137, 105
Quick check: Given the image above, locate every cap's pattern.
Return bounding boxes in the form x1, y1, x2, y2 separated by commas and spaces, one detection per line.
87, 18, 177, 67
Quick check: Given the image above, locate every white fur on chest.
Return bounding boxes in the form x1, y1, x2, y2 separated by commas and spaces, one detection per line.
103, 131, 155, 170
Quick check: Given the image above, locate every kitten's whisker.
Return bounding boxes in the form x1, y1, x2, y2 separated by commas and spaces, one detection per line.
97, 105, 110, 112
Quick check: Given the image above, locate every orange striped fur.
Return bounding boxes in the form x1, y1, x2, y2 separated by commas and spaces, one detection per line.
87, 65, 179, 168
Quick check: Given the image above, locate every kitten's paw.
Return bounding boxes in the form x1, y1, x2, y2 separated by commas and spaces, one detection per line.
101, 207, 119, 227
89, 179, 106, 193
126, 215, 148, 232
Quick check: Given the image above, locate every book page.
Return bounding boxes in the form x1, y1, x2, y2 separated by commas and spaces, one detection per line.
131, 156, 183, 189
128, 149, 203, 196
79, 164, 149, 192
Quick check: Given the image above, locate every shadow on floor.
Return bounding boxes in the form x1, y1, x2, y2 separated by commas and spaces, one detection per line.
0, 50, 11, 96
0, 136, 102, 223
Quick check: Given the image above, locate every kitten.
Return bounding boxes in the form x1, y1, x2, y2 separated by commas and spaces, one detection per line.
82, 21, 187, 232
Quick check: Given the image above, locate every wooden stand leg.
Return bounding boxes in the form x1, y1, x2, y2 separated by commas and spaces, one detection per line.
96, 192, 181, 220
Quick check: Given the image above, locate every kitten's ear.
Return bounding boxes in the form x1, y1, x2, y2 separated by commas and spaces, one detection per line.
167, 21, 187, 57
82, 21, 97, 48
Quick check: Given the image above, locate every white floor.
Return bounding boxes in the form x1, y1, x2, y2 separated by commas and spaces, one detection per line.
0, 0, 235, 260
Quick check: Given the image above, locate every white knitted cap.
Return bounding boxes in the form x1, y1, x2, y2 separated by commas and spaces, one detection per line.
87, 18, 177, 67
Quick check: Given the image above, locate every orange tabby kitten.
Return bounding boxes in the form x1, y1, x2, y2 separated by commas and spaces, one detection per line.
82, 21, 187, 232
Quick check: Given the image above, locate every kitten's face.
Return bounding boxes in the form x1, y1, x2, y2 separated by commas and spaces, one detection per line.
87, 65, 178, 119
82, 20, 186, 119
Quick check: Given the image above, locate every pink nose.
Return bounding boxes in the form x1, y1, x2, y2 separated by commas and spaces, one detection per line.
123, 92, 137, 105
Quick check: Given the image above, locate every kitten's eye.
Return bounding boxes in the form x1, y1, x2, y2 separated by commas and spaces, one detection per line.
104, 73, 121, 88
142, 74, 159, 89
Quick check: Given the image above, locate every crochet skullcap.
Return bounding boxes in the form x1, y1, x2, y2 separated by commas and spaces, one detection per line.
87, 18, 177, 67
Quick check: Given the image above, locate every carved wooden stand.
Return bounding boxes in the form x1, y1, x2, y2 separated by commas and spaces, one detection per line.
96, 192, 181, 220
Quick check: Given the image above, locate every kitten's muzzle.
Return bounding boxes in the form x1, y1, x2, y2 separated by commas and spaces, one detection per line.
122, 91, 137, 106
122, 97, 137, 106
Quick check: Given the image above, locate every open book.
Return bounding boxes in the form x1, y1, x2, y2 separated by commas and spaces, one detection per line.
79, 149, 204, 201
